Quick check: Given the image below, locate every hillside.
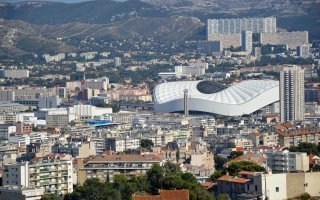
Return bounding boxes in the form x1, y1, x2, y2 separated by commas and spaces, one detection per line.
0, 16, 204, 58
0, 19, 76, 59
0, 0, 319, 58
3, 0, 158, 24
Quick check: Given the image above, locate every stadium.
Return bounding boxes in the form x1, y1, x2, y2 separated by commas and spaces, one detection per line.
153, 80, 279, 116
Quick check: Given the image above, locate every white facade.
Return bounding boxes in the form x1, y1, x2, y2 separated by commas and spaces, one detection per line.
263, 173, 287, 200
174, 65, 206, 78
280, 65, 305, 122
68, 105, 112, 119
154, 80, 279, 116
0, 125, 16, 140
207, 17, 277, 35
3, 159, 73, 195
264, 150, 309, 173
297, 44, 310, 58
3, 69, 30, 79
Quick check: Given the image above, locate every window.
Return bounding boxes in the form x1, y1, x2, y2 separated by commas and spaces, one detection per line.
247, 184, 249, 190
276, 187, 279, 192
255, 185, 258, 191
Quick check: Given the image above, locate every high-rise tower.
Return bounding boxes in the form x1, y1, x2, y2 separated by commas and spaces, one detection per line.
280, 65, 305, 122
184, 89, 189, 116
241, 31, 253, 53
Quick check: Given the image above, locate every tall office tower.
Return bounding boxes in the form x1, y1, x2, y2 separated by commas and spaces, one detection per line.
297, 44, 310, 58
207, 17, 276, 35
241, 31, 253, 53
280, 65, 305, 122
184, 89, 189, 116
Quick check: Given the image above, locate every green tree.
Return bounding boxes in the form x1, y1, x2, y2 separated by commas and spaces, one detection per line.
64, 178, 120, 200
140, 139, 154, 150
40, 194, 61, 200
113, 175, 136, 200
181, 172, 197, 183
217, 193, 231, 200
299, 192, 311, 200
289, 142, 319, 155
162, 174, 183, 190
214, 155, 228, 170
147, 164, 164, 194
163, 161, 181, 174
227, 161, 265, 176
210, 170, 226, 182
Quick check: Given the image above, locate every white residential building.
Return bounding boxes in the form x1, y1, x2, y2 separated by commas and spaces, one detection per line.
263, 150, 309, 173
3, 157, 73, 195
175, 65, 205, 78
280, 65, 305, 122
0, 124, 16, 140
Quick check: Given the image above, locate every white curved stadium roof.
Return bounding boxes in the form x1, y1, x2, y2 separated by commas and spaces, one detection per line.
154, 80, 279, 116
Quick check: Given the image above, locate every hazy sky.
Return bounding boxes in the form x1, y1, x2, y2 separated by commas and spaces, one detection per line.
0, 0, 95, 3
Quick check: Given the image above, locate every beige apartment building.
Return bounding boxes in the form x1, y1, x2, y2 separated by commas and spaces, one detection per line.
77, 154, 163, 184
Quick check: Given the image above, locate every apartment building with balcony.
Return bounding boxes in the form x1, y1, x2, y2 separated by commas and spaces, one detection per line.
263, 150, 309, 173
3, 155, 73, 196
77, 154, 163, 184
278, 130, 320, 148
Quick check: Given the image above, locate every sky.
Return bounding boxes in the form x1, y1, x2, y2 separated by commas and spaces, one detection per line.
0, 0, 97, 3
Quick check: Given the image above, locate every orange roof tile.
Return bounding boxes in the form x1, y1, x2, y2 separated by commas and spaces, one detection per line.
217, 175, 250, 184
238, 171, 258, 176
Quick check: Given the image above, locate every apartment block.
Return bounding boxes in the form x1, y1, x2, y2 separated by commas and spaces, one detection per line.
263, 150, 309, 173
280, 65, 305, 122
175, 65, 206, 78
0, 124, 16, 140
105, 137, 140, 152
207, 17, 276, 35
77, 154, 163, 184
0, 90, 15, 102
52, 142, 96, 158
278, 130, 320, 148
208, 33, 241, 48
260, 31, 308, 49
197, 40, 223, 54
46, 114, 75, 128
0, 69, 30, 79
3, 156, 73, 195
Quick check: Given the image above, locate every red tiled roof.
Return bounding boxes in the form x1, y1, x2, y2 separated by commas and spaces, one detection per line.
236, 147, 245, 151
201, 182, 216, 188
217, 175, 250, 183
238, 171, 258, 176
